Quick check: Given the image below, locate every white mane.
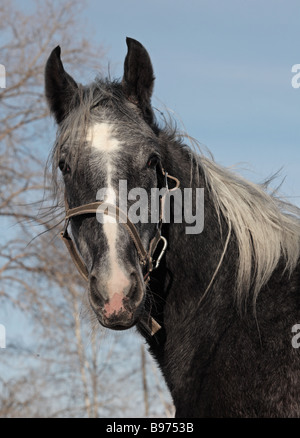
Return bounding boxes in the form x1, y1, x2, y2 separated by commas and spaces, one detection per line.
175, 129, 300, 310
200, 154, 300, 310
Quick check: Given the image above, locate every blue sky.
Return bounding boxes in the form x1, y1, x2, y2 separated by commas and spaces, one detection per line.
78, 0, 300, 203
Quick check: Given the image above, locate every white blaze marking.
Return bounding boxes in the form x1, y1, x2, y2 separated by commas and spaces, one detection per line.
86, 123, 119, 205
87, 123, 130, 296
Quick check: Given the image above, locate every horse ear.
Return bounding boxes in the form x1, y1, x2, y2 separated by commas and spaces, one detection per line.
122, 38, 155, 124
45, 46, 78, 124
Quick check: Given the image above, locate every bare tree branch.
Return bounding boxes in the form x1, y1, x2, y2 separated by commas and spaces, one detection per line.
0, 0, 173, 418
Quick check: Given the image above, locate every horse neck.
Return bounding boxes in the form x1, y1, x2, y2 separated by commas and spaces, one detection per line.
149, 134, 237, 323
143, 137, 238, 397
160, 137, 234, 288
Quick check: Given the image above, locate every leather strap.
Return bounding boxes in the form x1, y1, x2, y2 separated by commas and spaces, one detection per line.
60, 171, 180, 336
65, 202, 149, 266
60, 202, 163, 335
60, 228, 89, 281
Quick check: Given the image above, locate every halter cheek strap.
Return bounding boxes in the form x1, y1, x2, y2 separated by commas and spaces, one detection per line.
60, 170, 180, 336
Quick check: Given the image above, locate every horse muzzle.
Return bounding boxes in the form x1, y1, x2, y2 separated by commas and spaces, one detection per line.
88, 270, 144, 330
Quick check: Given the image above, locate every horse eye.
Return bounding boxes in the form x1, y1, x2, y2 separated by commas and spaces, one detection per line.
147, 155, 159, 169
58, 159, 70, 174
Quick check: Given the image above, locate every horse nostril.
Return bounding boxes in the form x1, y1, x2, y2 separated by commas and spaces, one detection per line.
89, 274, 105, 309
126, 271, 139, 302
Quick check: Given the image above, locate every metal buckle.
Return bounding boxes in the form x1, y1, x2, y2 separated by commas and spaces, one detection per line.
152, 236, 168, 270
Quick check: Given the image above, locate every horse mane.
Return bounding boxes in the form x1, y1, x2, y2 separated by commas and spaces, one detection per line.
202, 155, 300, 308
165, 123, 300, 311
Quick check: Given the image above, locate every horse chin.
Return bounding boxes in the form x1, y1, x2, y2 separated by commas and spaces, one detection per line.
97, 312, 138, 331
100, 321, 137, 331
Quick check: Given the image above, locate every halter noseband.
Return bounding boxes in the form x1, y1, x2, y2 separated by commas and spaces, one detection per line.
60, 169, 180, 336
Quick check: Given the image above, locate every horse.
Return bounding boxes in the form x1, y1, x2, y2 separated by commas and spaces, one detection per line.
44, 37, 300, 418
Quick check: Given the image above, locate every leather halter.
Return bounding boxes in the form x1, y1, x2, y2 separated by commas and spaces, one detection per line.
60, 169, 180, 336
